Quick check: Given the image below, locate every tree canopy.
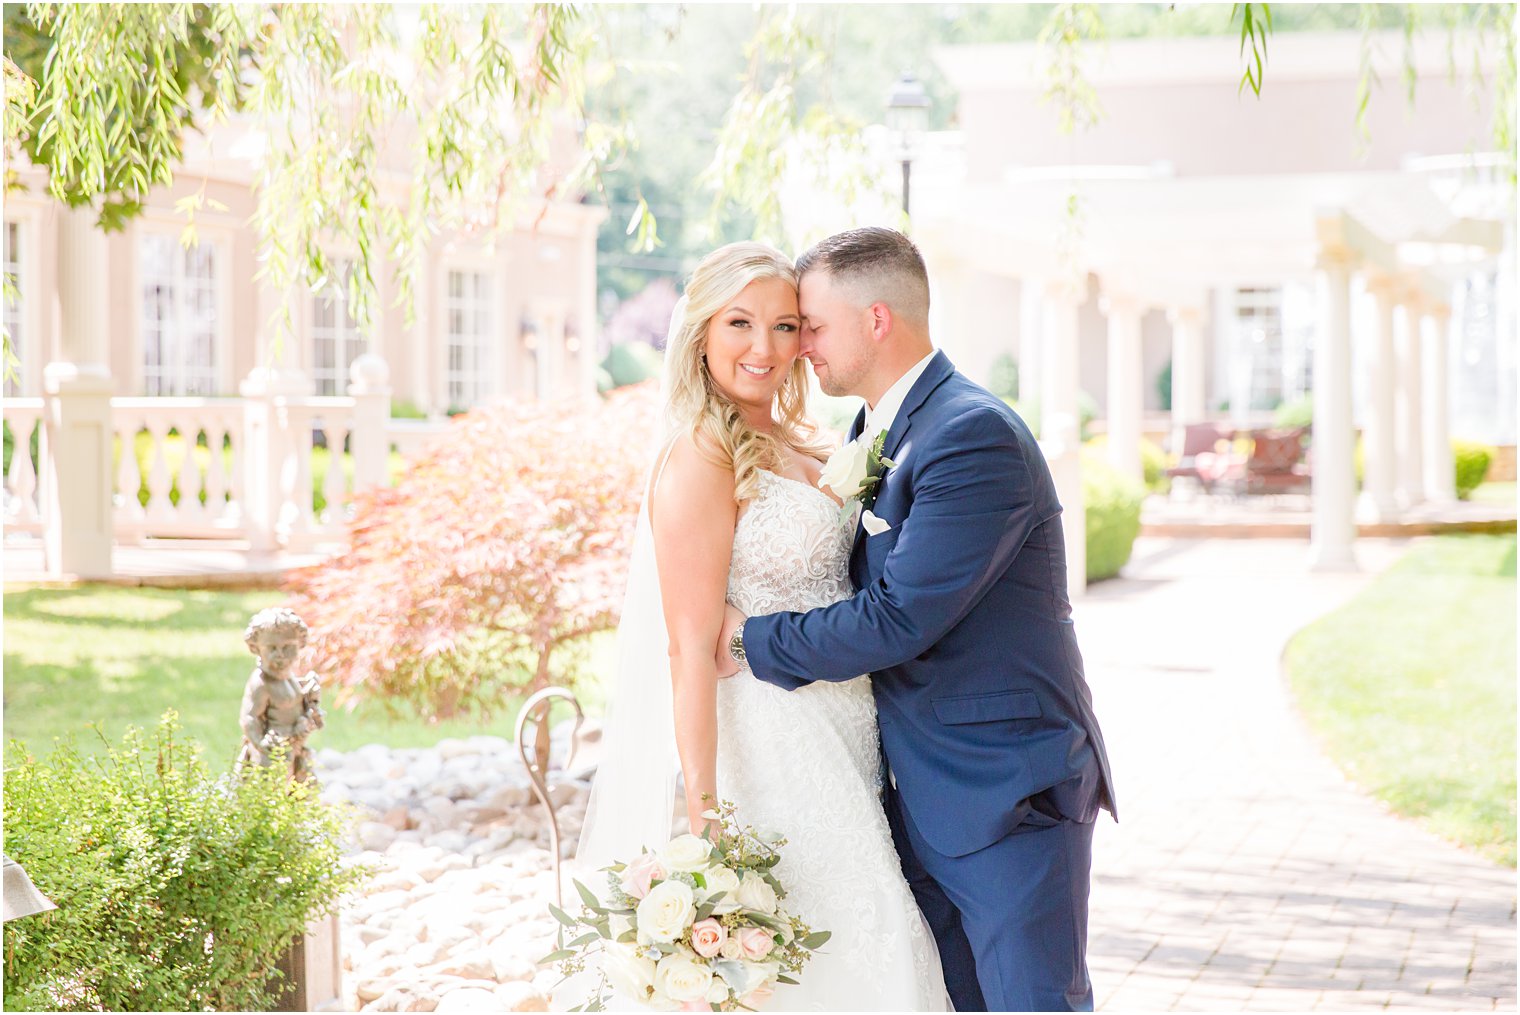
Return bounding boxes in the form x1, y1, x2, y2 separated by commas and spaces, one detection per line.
3, 2, 1513, 357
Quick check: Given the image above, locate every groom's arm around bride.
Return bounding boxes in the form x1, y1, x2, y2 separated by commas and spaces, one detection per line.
719, 227, 1115, 1013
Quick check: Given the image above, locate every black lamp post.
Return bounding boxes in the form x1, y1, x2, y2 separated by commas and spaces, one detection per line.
885, 72, 931, 219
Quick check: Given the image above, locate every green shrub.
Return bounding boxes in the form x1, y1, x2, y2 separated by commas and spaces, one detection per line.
1082, 451, 1145, 583
1079, 390, 1098, 442
1274, 394, 1313, 431
389, 399, 428, 420
1003, 397, 1039, 438
1353, 437, 1493, 499
599, 341, 664, 390
1156, 358, 1172, 412
1454, 440, 1495, 500
987, 353, 1020, 402
3, 712, 368, 1013
1083, 435, 1170, 494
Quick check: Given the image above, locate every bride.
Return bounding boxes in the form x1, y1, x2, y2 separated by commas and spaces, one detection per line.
576, 242, 949, 1011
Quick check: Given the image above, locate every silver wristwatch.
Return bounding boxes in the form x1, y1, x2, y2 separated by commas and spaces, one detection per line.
728, 624, 748, 667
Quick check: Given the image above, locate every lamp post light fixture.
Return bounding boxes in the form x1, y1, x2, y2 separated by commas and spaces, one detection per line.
3, 855, 56, 922
885, 71, 931, 219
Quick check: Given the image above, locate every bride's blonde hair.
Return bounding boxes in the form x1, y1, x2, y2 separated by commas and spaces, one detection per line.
666, 242, 832, 503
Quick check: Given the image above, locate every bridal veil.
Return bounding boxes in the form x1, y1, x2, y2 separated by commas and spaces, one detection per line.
574, 297, 688, 869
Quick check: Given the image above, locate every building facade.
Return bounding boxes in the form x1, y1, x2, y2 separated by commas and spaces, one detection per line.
4, 119, 606, 411
921, 29, 1512, 438
913, 29, 1514, 579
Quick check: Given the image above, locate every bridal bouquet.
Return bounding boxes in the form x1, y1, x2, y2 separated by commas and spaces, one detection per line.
543, 799, 830, 1011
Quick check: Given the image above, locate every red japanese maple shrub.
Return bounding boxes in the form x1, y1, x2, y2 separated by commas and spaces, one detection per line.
285, 383, 661, 721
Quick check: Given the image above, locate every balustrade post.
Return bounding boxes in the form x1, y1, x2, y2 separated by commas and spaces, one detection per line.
241, 366, 309, 554
347, 354, 391, 493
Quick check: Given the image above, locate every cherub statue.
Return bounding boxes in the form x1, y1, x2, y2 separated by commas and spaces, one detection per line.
236, 607, 326, 783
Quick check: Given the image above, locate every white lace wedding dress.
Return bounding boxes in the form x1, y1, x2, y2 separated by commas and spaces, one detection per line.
718, 469, 949, 1011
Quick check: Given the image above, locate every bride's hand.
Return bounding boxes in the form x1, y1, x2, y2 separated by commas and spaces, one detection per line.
715, 605, 747, 678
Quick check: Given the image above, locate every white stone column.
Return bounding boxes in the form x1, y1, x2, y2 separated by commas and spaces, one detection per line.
42, 205, 114, 578
347, 354, 391, 492
1042, 278, 1086, 596
240, 365, 309, 554
1100, 291, 1144, 484
1360, 273, 1400, 520
1420, 303, 1456, 502
1309, 246, 1358, 571
1167, 304, 1207, 456
1018, 277, 1044, 409
580, 231, 599, 397
1393, 290, 1425, 508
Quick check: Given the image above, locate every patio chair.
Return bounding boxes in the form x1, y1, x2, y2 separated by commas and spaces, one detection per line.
1166, 422, 1231, 492
1240, 427, 1310, 495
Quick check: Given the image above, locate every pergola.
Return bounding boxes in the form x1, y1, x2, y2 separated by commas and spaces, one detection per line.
913, 29, 1511, 594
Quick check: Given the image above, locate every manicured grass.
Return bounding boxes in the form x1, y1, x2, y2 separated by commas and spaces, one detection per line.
1284, 534, 1517, 866
3, 585, 612, 762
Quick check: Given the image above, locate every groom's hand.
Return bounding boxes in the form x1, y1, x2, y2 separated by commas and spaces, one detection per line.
715, 605, 747, 679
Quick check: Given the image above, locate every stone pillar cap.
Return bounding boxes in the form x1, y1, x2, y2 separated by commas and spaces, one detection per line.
347, 353, 391, 394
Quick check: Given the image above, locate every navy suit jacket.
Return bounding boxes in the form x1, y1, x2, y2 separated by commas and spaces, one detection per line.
745, 351, 1116, 858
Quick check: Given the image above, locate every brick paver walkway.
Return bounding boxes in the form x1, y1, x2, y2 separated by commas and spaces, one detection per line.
1079, 538, 1516, 1012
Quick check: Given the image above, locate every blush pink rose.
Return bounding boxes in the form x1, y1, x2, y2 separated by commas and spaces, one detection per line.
737, 926, 775, 960
620, 852, 666, 900
690, 917, 727, 958
681, 1000, 709, 1012
740, 981, 776, 1008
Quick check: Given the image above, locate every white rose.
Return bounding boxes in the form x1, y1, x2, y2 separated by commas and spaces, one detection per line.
706, 977, 731, 1005
653, 952, 714, 1004
603, 942, 657, 1003
659, 833, 713, 873
636, 880, 697, 944
715, 957, 777, 997
609, 912, 635, 943
735, 872, 778, 915
818, 435, 873, 500
700, 864, 742, 914
720, 937, 743, 960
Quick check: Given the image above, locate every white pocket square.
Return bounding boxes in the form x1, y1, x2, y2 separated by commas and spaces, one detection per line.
862, 509, 893, 536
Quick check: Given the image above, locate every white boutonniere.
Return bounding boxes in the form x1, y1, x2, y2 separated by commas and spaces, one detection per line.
818, 429, 895, 521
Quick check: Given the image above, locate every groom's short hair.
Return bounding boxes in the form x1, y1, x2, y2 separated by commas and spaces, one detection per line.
796, 227, 930, 327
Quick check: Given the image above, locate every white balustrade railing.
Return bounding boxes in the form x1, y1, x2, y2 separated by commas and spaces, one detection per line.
385, 417, 452, 461
4, 399, 45, 536
2, 356, 439, 557
112, 398, 246, 540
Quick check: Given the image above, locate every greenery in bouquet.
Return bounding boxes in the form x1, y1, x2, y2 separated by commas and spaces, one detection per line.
542, 799, 831, 1011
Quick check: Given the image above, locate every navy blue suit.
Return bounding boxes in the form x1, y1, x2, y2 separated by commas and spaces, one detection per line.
744, 351, 1116, 1011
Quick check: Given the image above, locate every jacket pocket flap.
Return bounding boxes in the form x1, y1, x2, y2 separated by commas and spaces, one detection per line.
933, 690, 1042, 725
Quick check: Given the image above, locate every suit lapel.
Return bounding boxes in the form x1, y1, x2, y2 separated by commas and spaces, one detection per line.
849, 352, 955, 583
881, 351, 954, 465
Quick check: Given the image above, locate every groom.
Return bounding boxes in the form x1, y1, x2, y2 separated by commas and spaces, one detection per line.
718, 227, 1116, 1012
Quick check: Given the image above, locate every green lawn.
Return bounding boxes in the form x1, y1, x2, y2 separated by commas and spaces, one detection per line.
3, 585, 612, 762
1285, 534, 1517, 866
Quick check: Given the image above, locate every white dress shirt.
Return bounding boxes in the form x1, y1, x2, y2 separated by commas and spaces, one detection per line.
863, 351, 937, 439
860, 351, 935, 794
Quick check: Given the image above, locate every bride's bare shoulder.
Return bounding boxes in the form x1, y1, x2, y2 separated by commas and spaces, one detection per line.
650, 432, 735, 523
